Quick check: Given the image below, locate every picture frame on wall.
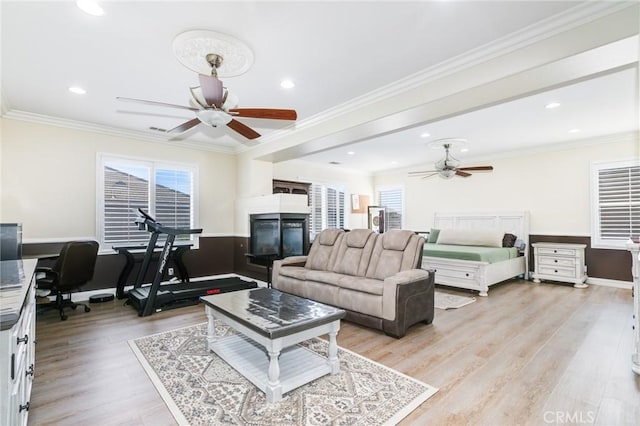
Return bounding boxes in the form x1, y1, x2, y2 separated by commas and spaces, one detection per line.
368, 206, 386, 233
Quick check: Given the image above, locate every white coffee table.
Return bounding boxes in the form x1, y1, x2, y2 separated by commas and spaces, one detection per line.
201, 288, 346, 402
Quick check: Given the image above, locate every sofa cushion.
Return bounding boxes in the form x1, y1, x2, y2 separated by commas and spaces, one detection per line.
382, 229, 413, 251
332, 229, 377, 276
306, 270, 344, 287
337, 275, 384, 295
366, 230, 424, 280
305, 228, 345, 271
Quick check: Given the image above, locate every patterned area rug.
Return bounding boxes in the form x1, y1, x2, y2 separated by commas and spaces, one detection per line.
434, 290, 476, 310
129, 323, 437, 426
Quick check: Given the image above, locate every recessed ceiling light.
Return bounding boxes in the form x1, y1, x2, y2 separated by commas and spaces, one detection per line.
68, 86, 87, 95
460, 148, 469, 152
420, 132, 431, 138
545, 102, 561, 109
280, 79, 295, 89
390, 161, 398, 165
347, 151, 355, 155
569, 128, 581, 133
76, 0, 104, 16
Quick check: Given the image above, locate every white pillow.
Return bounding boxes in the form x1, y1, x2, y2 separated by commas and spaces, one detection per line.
436, 229, 504, 247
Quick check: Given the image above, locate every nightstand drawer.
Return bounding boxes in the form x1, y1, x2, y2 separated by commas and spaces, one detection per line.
539, 266, 577, 279
539, 257, 576, 267
537, 247, 577, 257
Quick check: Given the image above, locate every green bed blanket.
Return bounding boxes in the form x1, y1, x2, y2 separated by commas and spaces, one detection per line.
422, 243, 518, 263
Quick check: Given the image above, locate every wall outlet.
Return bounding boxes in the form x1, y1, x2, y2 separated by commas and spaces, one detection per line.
168, 267, 174, 276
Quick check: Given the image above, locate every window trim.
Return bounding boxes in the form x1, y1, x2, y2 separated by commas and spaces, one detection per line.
590, 158, 640, 249
96, 153, 199, 252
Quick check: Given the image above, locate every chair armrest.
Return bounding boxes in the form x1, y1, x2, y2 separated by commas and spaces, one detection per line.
35, 266, 54, 273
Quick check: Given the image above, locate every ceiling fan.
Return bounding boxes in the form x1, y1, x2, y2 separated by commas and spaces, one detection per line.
408, 138, 494, 179
117, 53, 297, 141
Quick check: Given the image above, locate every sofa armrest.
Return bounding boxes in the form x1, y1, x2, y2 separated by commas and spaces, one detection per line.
272, 256, 308, 289
382, 268, 433, 322
277, 256, 308, 267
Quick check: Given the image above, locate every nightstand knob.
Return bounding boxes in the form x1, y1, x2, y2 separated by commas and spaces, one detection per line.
553, 250, 558, 253
554, 260, 558, 263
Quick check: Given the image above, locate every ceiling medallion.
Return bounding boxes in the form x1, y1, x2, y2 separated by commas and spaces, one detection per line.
427, 138, 467, 149
173, 30, 254, 77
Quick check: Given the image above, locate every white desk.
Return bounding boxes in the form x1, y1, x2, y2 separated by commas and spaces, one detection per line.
626, 243, 640, 375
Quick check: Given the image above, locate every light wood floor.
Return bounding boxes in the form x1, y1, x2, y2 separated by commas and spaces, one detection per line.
29, 280, 640, 425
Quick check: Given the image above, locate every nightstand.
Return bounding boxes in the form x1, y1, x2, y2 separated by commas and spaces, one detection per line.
532, 242, 587, 288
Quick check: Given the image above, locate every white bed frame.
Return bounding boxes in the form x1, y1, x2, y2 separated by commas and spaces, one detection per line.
422, 211, 530, 297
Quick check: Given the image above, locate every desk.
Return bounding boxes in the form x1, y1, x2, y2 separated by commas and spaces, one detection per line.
113, 243, 192, 299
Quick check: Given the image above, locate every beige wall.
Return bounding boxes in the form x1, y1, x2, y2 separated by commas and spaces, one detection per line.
0, 118, 237, 240
374, 133, 639, 235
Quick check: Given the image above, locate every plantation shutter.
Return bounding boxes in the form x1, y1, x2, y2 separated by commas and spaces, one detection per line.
154, 168, 193, 241
597, 165, 640, 243
103, 164, 150, 245
308, 183, 346, 241
378, 187, 403, 230
99, 156, 198, 248
309, 184, 323, 239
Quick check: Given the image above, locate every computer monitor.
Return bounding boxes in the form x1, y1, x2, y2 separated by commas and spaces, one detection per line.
0, 223, 23, 261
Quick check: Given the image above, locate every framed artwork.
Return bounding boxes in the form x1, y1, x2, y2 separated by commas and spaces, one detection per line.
368, 206, 386, 233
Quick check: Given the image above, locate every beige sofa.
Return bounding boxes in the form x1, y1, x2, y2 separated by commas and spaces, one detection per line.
272, 228, 435, 338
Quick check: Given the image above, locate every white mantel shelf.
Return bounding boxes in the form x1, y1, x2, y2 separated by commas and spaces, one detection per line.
246, 194, 311, 215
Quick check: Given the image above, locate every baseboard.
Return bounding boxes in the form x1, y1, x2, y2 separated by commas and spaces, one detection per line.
586, 277, 632, 290
64, 273, 268, 302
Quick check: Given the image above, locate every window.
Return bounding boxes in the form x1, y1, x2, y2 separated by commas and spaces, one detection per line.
309, 183, 345, 240
591, 159, 640, 248
377, 186, 404, 230
97, 155, 198, 248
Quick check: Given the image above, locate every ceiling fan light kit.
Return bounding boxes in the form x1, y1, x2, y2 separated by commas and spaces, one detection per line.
409, 138, 494, 180
116, 29, 297, 142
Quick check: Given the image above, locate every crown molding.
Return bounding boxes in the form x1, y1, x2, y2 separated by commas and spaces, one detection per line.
1, 110, 241, 155
254, 1, 636, 148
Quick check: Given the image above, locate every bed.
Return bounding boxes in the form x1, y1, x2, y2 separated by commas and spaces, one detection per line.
421, 211, 529, 296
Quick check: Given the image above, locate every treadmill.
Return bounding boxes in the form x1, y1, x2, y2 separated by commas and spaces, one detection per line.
126, 209, 257, 317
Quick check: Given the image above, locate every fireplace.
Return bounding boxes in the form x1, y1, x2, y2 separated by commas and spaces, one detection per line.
249, 213, 309, 259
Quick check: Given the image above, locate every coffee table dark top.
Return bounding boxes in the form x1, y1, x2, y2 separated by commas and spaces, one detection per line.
201, 287, 346, 339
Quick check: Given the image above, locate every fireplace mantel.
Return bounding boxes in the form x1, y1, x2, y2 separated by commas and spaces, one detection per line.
247, 193, 311, 215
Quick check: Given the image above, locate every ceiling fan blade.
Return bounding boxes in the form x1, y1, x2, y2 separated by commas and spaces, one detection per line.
199, 74, 224, 107
168, 118, 201, 134
227, 119, 261, 139
228, 108, 297, 120
457, 166, 494, 171
456, 170, 472, 177
408, 170, 438, 176
116, 97, 199, 112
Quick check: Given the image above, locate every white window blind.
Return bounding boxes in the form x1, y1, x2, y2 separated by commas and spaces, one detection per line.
378, 187, 404, 230
309, 183, 346, 240
98, 156, 197, 248
592, 160, 640, 248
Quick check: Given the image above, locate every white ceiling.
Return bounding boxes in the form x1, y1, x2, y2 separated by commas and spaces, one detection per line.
2, 1, 638, 173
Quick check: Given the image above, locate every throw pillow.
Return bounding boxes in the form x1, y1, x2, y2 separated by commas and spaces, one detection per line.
427, 228, 440, 243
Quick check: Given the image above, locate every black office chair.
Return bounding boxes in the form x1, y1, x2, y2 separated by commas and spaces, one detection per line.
36, 240, 99, 320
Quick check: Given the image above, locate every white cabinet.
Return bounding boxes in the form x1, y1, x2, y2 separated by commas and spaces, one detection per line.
532, 243, 587, 288
0, 259, 37, 426
626, 243, 640, 376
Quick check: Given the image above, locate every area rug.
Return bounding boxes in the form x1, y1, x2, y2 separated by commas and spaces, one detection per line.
434, 290, 476, 310
129, 323, 437, 426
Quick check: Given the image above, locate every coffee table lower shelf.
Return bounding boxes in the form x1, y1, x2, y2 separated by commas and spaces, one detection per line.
211, 334, 332, 398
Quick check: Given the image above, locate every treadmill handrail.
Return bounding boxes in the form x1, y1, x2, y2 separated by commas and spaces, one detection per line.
134, 208, 203, 236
